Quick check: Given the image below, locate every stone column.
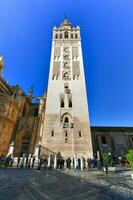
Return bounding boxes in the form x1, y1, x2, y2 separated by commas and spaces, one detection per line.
74, 157, 77, 169
7, 142, 14, 157
81, 157, 83, 171
54, 155, 57, 169
34, 144, 40, 158
48, 155, 51, 167
34, 144, 41, 167
20, 154, 25, 168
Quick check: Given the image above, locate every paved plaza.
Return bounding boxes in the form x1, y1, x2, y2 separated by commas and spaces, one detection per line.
0, 168, 133, 200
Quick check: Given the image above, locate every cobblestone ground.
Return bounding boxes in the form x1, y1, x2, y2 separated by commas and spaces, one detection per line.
0, 168, 133, 200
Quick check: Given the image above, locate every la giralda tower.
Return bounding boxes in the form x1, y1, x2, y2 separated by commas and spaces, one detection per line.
41, 19, 93, 158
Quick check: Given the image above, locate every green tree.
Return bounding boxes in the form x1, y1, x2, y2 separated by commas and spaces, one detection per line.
126, 150, 133, 171
102, 153, 114, 166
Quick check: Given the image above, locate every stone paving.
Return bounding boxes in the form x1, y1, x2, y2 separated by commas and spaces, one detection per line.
0, 168, 133, 200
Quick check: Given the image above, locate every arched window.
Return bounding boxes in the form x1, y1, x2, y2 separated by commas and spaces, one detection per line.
60, 33, 62, 39
61, 99, 64, 108
75, 33, 78, 38
69, 99, 72, 108
65, 131, 68, 137
51, 130, 54, 137
55, 34, 58, 39
64, 117, 69, 123
64, 31, 68, 38
62, 113, 72, 128
65, 138, 68, 143
79, 130, 82, 137
56, 74, 59, 80
71, 33, 73, 38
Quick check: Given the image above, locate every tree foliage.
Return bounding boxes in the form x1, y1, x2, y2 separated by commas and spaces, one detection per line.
126, 150, 133, 171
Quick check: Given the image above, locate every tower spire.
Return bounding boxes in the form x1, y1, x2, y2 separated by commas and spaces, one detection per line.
0, 56, 4, 73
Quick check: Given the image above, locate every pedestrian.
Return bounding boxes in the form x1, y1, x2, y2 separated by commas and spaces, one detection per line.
10, 157, 14, 167
104, 161, 108, 174
17, 156, 21, 167
66, 157, 71, 169
32, 156, 35, 168
37, 158, 42, 172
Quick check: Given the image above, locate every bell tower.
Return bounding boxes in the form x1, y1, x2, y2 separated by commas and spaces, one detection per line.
41, 19, 93, 158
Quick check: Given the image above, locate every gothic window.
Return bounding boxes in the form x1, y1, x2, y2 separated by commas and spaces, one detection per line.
75, 33, 78, 38
101, 136, 107, 145
64, 55, 69, 60
69, 99, 72, 108
71, 33, 73, 38
65, 131, 68, 137
64, 31, 68, 38
51, 130, 54, 137
56, 74, 59, 80
76, 74, 79, 80
64, 85, 68, 89
65, 138, 68, 143
73, 74, 80, 80
64, 117, 69, 123
64, 47, 69, 53
55, 34, 58, 39
52, 74, 59, 80
79, 130, 82, 137
60, 33, 62, 39
62, 113, 72, 128
61, 98, 64, 108
63, 71, 71, 80
63, 62, 66, 68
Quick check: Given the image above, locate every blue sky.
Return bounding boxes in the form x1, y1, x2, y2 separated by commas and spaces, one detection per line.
0, 0, 133, 126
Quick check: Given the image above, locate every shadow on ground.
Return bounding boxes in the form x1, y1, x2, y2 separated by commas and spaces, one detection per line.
0, 168, 132, 200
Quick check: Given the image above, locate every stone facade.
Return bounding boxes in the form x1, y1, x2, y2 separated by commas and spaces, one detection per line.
91, 126, 133, 158
0, 66, 46, 156
41, 19, 93, 159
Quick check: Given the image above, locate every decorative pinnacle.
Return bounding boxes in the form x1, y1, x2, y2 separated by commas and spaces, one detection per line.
0, 56, 4, 73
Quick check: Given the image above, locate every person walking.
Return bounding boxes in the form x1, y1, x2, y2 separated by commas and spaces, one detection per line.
17, 156, 21, 167
37, 158, 42, 172
104, 161, 108, 174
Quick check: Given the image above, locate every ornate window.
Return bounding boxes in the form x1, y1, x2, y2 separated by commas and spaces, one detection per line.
78, 130, 82, 137
71, 33, 73, 38
101, 136, 107, 144
61, 113, 72, 129
64, 31, 68, 38
55, 34, 58, 39
63, 71, 71, 80
61, 98, 64, 108
51, 130, 54, 137
65, 138, 68, 143
63, 62, 69, 69
64, 47, 69, 53
60, 33, 62, 39
63, 55, 69, 60
75, 33, 78, 38
65, 131, 68, 137
64, 117, 69, 123
52, 74, 59, 80
69, 99, 72, 108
